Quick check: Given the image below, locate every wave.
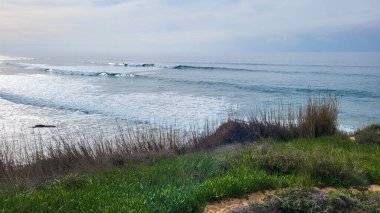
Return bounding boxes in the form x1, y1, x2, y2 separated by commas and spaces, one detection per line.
4, 62, 170, 78
127, 63, 156, 67
4, 62, 142, 78
4, 61, 380, 79
0, 90, 230, 126
5, 61, 376, 99
171, 64, 379, 78
212, 62, 380, 69
90, 60, 380, 69
173, 65, 233, 70
0, 91, 96, 116
89, 61, 170, 68
149, 77, 380, 99
41, 68, 140, 78
171, 64, 298, 74
45, 69, 139, 78
1, 75, 377, 122
3, 61, 377, 100
0, 55, 33, 61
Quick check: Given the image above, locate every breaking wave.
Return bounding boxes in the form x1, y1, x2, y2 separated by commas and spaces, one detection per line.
4, 61, 380, 79
3, 62, 144, 78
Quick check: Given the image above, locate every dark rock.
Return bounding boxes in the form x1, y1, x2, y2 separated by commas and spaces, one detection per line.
32, 124, 56, 128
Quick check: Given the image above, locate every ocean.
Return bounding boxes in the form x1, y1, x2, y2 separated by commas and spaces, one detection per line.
0, 53, 379, 138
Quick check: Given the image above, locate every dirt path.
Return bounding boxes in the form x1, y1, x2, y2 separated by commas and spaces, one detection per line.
203, 185, 380, 213
203, 191, 271, 213
369, 184, 380, 192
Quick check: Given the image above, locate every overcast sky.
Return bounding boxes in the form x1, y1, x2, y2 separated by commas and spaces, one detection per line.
1, 0, 380, 58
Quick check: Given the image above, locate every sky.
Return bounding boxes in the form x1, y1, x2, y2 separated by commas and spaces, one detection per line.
0, 0, 380, 58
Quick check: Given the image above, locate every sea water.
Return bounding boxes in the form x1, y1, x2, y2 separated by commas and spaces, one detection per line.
0, 53, 379, 139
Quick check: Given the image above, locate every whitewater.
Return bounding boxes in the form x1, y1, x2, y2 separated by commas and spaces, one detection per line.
0, 53, 379, 138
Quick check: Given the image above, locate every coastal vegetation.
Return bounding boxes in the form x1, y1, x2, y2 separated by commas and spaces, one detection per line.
1, 136, 379, 212
0, 95, 379, 212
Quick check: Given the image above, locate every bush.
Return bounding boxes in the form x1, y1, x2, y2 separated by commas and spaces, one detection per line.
232, 188, 380, 213
329, 194, 358, 212
311, 160, 367, 186
355, 124, 380, 145
231, 188, 329, 213
257, 152, 304, 174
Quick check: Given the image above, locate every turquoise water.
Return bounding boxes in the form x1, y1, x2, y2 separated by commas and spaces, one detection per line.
0, 53, 379, 134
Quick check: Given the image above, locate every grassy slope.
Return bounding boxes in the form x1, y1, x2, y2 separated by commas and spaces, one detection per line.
1, 136, 379, 212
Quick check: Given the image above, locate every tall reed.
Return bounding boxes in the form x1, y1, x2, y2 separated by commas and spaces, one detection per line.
249, 94, 338, 139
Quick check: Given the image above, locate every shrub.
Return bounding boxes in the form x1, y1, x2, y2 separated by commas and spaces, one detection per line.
276, 188, 329, 212
231, 188, 329, 213
329, 194, 358, 212
355, 124, 380, 145
257, 152, 304, 174
232, 188, 380, 213
311, 160, 367, 186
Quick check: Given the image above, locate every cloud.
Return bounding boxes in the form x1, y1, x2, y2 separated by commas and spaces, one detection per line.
0, 0, 379, 56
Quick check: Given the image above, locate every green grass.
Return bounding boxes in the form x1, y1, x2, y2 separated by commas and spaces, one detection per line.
1, 136, 380, 212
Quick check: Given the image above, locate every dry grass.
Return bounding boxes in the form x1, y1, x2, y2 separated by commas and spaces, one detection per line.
0, 125, 200, 186
249, 94, 338, 140
298, 94, 338, 137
